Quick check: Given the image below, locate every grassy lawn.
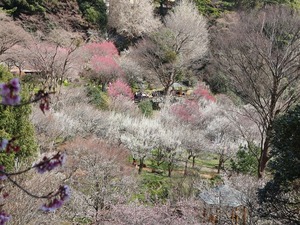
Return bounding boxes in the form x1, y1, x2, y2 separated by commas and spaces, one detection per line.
135, 152, 221, 178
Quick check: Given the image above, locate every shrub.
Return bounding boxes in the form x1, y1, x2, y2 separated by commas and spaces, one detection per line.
139, 173, 170, 204
86, 85, 110, 110
0, 66, 37, 170
138, 100, 153, 117
230, 143, 260, 176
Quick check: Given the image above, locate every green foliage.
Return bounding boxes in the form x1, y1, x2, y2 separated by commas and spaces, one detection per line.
73, 217, 93, 224
193, 0, 224, 17
209, 174, 222, 186
259, 105, 300, 224
140, 173, 170, 203
263, 0, 300, 8
204, 72, 229, 94
271, 105, 300, 182
138, 100, 153, 117
1, 0, 45, 16
86, 85, 110, 110
77, 0, 107, 29
0, 66, 37, 170
193, 0, 300, 17
230, 143, 260, 176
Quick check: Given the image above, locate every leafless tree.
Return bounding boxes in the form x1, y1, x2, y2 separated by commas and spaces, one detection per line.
108, 0, 162, 38
118, 52, 149, 88
0, 12, 29, 58
4, 169, 67, 225
21, 39, 80, 92
181, 127, 207, 175
64, 137, 136, 224
107, 199, 205, 225
205, 112, 241, 174
215, 6, 300, 178
132, 0, 208, 94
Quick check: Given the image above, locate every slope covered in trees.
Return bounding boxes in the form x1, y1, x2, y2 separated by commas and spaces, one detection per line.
0, 0, 299, 224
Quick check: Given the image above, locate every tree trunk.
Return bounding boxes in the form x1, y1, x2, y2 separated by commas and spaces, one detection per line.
258, 133, 271, 178
164, 85, 172, 96
258, 122, 274, 178
164, 70, 176, 95
168, 162, 172, 177
217, 155, 224, 174
192, 156, 196, 168
184, 160, 188, 176
138, 158, 144, 174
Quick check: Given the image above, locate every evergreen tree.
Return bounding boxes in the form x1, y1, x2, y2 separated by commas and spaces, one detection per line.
1, 0, 45, 16
0, 66, 37, 170
259, 105, 300, 224
77, 0, 107, 29
271, 105, 300, 182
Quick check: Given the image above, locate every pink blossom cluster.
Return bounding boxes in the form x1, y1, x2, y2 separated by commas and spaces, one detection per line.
193, 83, 216, 102
39, 95, 50, 114
171, 100, 200, 123
0, 138, 20, 154
90, 55, 123, 76
34, 152, 66, 174
84, 41, 118, 58
0, 212, 10, 225
108, 79, 134, 100
0, 78, 21, 105
41, 185, 71, 212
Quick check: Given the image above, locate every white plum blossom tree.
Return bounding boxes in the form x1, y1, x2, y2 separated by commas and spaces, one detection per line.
205, 111, 241, 173
158, 126, 184, 177
133, 0, 209, 94
108, 0, 161, 38
121, 117, 161, 174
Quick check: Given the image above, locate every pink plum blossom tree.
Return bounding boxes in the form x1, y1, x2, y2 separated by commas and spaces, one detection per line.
107, 79, 134, 100
82, 41, 124, 91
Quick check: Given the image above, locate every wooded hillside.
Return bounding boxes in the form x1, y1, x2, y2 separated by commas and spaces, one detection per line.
0, 0, 299, 224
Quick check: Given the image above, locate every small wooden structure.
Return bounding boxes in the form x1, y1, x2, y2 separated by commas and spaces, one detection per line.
199, 185, 248, 225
